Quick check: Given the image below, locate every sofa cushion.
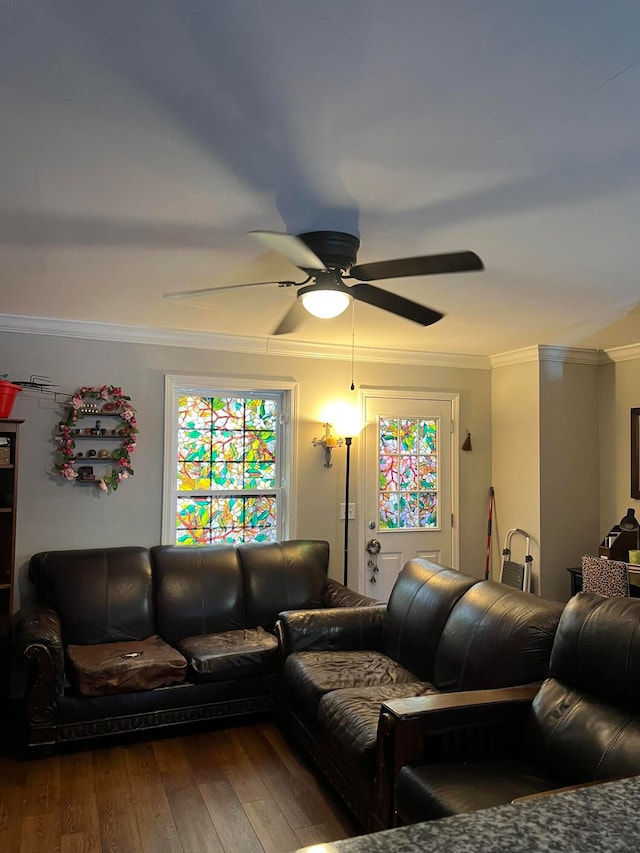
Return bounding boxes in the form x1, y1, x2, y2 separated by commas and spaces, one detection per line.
151, 544, 245, 646
238, 539, 329, 628
432, 581, 564, 691
523, 674, 640, 785
29, 547, 155, 645
178, 627, 279, 682
67, 635, 187, 697
317, 682, 441, 776
382, 559, 479, 682
395, 760, 555, 823
547, 593, 640, 712
283, 650, 420, 716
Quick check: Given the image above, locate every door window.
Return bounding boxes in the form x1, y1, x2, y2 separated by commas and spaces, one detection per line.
378, 417, 439, 530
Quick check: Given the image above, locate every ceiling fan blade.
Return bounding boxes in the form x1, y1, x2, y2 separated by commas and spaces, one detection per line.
250, 230, 327, 272
350, 251, 483, 281
163, 280, 297, 300
350, 283, 444, 327
271, 299, 307, 335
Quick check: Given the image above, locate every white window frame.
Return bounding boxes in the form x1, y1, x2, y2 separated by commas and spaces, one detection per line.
162, 374, 298, 545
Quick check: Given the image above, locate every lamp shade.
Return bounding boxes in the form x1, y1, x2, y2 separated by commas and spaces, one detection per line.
328, 404, 364, 439
301, 288, 351, 319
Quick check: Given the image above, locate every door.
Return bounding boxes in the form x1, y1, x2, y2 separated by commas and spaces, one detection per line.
361, 391, 457, 601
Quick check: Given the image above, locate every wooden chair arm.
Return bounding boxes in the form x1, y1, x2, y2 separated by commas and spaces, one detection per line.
382, 683, 539, 728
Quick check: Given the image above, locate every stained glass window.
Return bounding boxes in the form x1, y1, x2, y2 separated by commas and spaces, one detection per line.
378, 417, 438, 529
172, 394, 283, 545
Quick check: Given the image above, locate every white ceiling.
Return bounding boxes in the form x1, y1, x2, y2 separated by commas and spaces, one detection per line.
2, 1, 640, 357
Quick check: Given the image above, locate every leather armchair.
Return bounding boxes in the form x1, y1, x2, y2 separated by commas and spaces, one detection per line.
391, 592, 640, 825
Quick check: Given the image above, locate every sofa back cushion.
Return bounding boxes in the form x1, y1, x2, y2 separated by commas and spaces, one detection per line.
238, 539, 329, 629
29, 547, 154, 645
547, 592, 640, 711
151, 545, 244, 645
524, 593, 640, 784
382, 559, 478, 681
433, 580, 563, 691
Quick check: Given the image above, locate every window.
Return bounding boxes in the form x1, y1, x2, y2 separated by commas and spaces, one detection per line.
378, 417, 439, 529
163, 376, 296, 545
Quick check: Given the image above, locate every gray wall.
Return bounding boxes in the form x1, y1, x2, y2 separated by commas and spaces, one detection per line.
2, 329, 492, 610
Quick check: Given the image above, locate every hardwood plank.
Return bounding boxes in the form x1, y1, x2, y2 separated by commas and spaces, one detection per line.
178, 733, 226, 788
22, 754, 61, 818
60, 751, 100, 835
61, 829, 102, 853
93, 747, 132, 806
168, 786, 224, 853
236, 726, 326, 830
20, 812, 62, 853
0, 752, 28, 788
199, 778, 263, 853
153, 736, 195, 796
0, 782, 25, 830
96, 804, 143, 853
124, 743, 182, 853
259, 723, 313, 780
295, 820, 355, 848
260, 723, 359, 835
208, 729, 270, 803
1, 723, 359, 853
93, 745, 144, 852
243, 798, 300, 853
1, 818, 24, 853
153, 736, 191, 774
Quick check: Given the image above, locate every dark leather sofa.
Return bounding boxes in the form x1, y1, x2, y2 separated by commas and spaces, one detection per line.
276, 558, 564, 831
13, 539, 377, 750
392, 591, 640, 825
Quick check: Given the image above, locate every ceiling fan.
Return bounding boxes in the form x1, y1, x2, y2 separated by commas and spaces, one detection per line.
164, 230, 484, 335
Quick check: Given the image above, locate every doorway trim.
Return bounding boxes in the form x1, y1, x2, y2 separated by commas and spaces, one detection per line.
357, 387, 460, 593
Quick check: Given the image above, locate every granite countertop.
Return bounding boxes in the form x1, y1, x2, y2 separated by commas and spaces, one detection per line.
296, 776, 640, 853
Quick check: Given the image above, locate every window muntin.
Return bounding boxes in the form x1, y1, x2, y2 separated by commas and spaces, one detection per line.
378, 417, 439, 529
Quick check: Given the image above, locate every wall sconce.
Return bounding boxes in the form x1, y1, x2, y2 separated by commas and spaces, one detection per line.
312, 422, 343, 468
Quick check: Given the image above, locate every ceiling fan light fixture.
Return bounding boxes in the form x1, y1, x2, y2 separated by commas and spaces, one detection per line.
300, 287, 351, 319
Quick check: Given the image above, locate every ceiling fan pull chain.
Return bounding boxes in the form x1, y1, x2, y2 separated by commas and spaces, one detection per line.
350, 300, 356, 391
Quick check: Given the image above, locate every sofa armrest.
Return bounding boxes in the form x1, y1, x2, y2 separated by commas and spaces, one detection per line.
276, 604, 386, 657
13, 604, 65, 699
323, 578, 382, 608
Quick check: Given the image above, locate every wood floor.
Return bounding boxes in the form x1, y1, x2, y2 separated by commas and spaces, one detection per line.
0, 720, 360, 853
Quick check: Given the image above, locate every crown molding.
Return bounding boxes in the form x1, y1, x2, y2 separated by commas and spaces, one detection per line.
0, 313, 491, 371
8, 313, 635, 369
490, 345, 601, 369
601, 343, 640, 363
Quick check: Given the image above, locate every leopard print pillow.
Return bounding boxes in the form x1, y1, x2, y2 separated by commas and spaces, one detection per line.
581, 555, 629, 597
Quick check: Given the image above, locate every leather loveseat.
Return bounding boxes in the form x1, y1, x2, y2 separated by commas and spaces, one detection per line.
276, 558, 564, 831
392, 591, 640, 825
13, 539, 377, 750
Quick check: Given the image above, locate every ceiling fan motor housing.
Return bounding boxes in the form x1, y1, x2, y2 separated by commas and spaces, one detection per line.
298, 231, 360, 272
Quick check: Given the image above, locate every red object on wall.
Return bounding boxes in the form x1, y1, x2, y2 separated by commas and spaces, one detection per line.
0, 380, 22, 418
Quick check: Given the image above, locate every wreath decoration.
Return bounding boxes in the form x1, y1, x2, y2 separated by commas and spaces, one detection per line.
54, 385, 138, 492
